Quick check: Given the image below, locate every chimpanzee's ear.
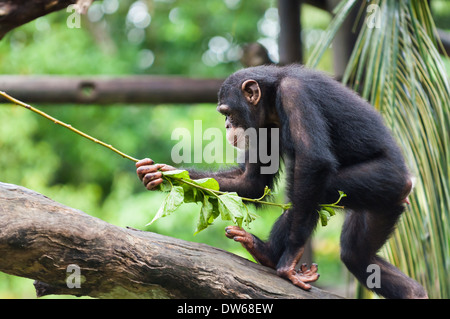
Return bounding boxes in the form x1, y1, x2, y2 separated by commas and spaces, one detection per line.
241, 79, 261, 106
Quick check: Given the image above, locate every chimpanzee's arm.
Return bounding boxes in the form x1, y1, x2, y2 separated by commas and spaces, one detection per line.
136, 157, 277, 199
187, 159, 276, 199
273, 77, 338, 272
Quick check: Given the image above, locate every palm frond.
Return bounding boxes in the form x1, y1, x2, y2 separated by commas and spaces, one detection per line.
307, 0, 450, 298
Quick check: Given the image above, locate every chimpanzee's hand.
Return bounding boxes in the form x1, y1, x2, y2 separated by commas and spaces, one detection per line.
136, 158, 176, 190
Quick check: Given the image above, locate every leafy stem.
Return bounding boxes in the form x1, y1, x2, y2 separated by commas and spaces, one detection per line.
169, 176, 290, 210
317, 190, 347, 226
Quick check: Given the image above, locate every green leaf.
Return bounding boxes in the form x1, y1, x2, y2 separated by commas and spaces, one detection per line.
157, 179, 173, 192
323, 206, 336, 217
318, 208, 331, 227
192, 177, 220, 191
161, 169, 191, 180
217, 192, 245, 227
207, 197, 220, 223
182, 184, 199, 203
147, 185, 184, 226
194, 194, 214, 234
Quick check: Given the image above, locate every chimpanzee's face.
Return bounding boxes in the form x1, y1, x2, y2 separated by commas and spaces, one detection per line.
217, 75, 264, 149
216, 103, 247, 149
217, 83, 254, 148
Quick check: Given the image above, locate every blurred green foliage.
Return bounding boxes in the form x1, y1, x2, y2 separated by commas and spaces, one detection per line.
0, 0, 358, 298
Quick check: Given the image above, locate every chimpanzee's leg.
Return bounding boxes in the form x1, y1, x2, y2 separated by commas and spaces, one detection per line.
324, 157, 427, 298
340, 208, 427, 299
226, 208, 320, 290
322, 156, 412, 210
225, 209, 292, 269
225, 225, 277, 269
272, 207, 320, 290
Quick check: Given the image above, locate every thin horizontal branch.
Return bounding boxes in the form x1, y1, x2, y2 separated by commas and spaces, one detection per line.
0, 76, 224, 105
0, 0, 80, 39
0, 182, 343, 299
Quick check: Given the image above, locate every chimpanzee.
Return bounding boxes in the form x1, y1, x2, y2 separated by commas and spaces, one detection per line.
136, 64, 427, 299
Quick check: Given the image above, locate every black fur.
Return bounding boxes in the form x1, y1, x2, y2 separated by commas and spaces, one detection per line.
190, 65, 427, 299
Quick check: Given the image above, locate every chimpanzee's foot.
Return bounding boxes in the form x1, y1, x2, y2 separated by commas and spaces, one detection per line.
225, 225, 254, 247
298, 263, 320, 283
225, 226, 320, 290
225, 226, 276, 268
277, 263, 320, 290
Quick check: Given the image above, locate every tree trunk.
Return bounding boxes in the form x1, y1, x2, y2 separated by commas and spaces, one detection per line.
0, 182, 343, 299
278, 0, 303, 65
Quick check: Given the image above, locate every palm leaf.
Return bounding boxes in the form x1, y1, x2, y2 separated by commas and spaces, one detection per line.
307, 0, 449, 298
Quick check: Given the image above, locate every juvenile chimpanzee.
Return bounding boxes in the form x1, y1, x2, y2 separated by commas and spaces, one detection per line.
136, 65, 427, 299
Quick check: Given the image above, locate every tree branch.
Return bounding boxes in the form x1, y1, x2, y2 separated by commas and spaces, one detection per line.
0, 182, 343, 299
0, 76, 223, 104
0, 0, 81, 39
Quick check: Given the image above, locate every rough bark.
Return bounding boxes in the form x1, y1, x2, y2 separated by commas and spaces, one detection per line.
0, 182, 343, 299
0, 0, 80, 40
